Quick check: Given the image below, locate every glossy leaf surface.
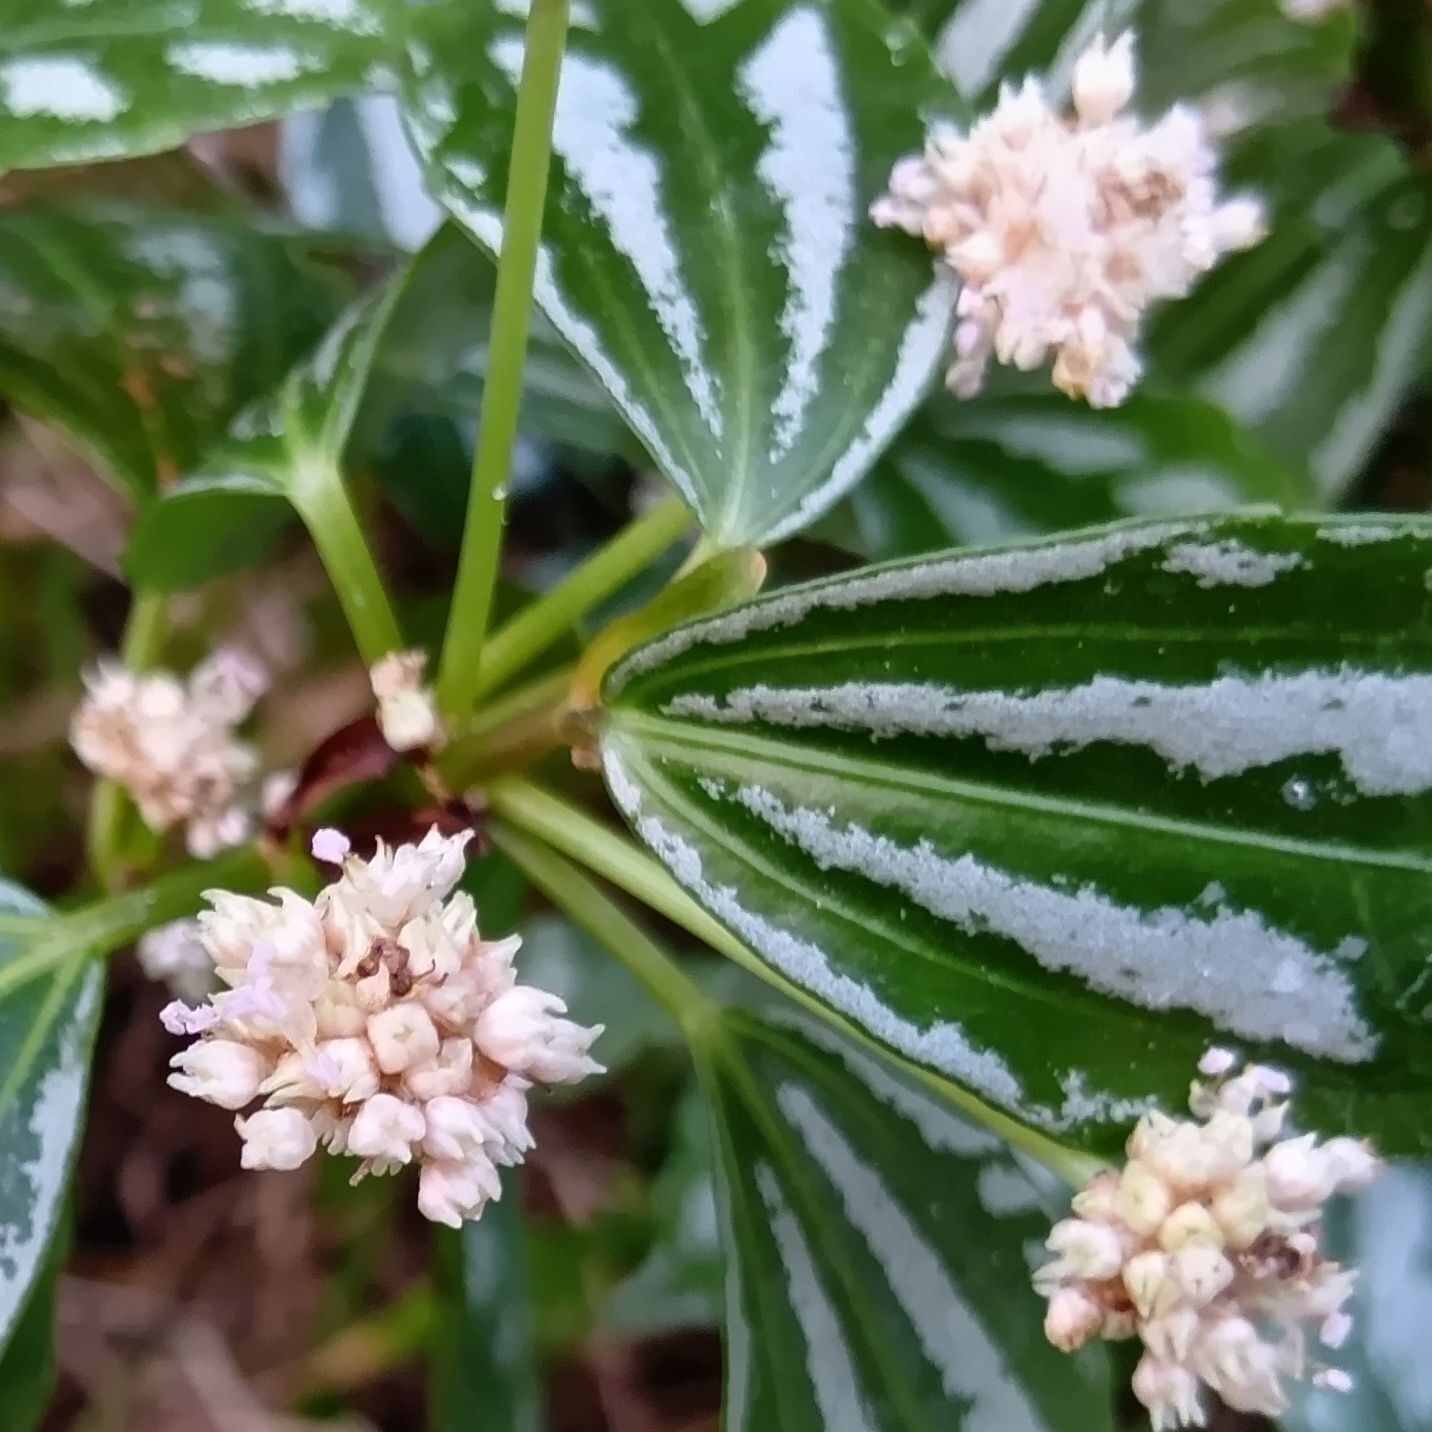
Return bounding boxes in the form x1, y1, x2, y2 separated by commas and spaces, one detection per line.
602, 513, 1432, 1155
0, 0, 396, 172
0, 206, 351, 500
698, 1007, 1111, 1431
0, 881, 102, 1351
822, 389, 1308, 560
126, 278, 396, 587
402, 0, 959, 547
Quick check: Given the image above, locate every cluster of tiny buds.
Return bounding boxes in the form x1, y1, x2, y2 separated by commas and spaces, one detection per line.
1037, 1049, 1378, 1428
370, 649, 444, 753
161, 825, 602, 1226
71, 647, 271, 857
872, 33, 1263, 407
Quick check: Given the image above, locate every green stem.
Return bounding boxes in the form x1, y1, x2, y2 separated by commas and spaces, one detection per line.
476, 497, 690, 701
293, 451, 403, 667
488, 776, 1104, 1187
487, 777, 747, 962
435, 0, 572, 721
0, 844, 268, 1003
439, 664, 574, 786
85, 589, 168, 892
490, 821, 714, 1032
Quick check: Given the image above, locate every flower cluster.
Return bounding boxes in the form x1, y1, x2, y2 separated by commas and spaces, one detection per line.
137, 918, 215, 1002
871, 34, 1263, 406
1036, 1050, 1378, 1428
161, 826, 602, 1226
71, 648, 268, 857
370, 650, 443, 753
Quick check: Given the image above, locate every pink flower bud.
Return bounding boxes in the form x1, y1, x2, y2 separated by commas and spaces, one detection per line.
418, 1156, 502, 1228
1123, 1250, 1175, 1319
1044, 1287, 1102, 1351
367, 1002, 440, 1074
1045, 1218, 1124, 1281
1116, 1159, 1174, 1236
422, 1096, 490, 1163
1168, 1243, 1234, 1308
237, 1107, 318, 1170
1158, 1201, 1224, 1251
1072, 32, 1136, 125
1132, 1353, 1203, 1429
168, 1039, 269, 1110
347, 1093, 426, 1165
311, 828, 351, 864
475, 986, 604, 1084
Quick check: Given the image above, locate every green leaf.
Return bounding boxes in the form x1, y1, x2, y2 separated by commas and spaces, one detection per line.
0, 1222, 66, 1431
697, 1006, 1112, 1431
603, 1083, 723, 1336
129, 224, 634, 587
1283, 1163, 1432, 1432
0, 0, 398, 173
431, 1172, 544, 1432
600, 512, 1432, 1156
401, 0, 960, 547
1148, 134, 1432, 503
820, 389, 1310, 560
0, 205, 353, 501
127, 276, 398, 588
353, 222, 637, 463
0, 879, 102, 1352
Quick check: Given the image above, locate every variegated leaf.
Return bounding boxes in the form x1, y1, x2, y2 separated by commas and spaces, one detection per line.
126, 277, 397, 587
0, 0, 397, 173
821, 389, 1309, 560
128, 225, 636, 587
601, 513, 1432, 1155
0, 880, 102, 1352
699, 1006, 1112, 1431
400, 0, 959, 547
1148, 134, 1432, 504
0, 206, 352, 501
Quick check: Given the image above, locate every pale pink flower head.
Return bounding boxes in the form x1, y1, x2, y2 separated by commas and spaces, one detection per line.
70, 650, 269, 857
871, 32, 1264, 406
370, 649, 443, 753
159, 825, 601, 1225
1035, 1050, 1379, 1428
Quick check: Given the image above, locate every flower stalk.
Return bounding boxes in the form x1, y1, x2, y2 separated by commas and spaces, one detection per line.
490, 821, 717, 1033
436, 0, 573, 722
292, 451, 403, 667
475, 495, 690, 701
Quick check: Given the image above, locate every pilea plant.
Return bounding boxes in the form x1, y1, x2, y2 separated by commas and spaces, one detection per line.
0, 0, 1429, 1428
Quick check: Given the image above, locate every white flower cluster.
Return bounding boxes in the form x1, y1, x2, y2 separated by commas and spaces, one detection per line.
1036, 1050, 1378, 1428
161, 826, 602, 1227
871, 34, 1264, 406
370, 650, 443, 753
137, 918, 215, 1002
71, 648, 268, 857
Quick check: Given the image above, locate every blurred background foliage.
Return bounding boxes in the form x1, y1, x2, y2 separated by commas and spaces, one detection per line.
1, 0, 1430, 1429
